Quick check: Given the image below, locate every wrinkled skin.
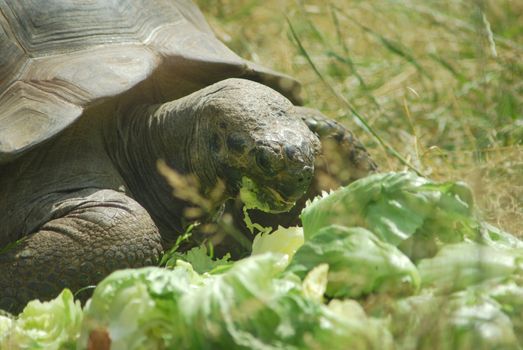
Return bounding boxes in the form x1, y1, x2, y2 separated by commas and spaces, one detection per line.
223, 107, 379, 257
0, 78, 376, 313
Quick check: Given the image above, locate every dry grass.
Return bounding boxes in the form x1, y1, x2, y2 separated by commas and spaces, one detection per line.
196, 0, 522, 236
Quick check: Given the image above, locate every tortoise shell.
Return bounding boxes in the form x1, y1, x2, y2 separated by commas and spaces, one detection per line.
0, 0, 300, 163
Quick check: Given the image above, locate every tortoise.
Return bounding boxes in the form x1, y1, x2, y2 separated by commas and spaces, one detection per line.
0, 0, 376, 313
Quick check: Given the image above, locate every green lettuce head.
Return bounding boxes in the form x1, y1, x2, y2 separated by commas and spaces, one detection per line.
386, 288, 519, 350
78, 263, 205, 350
418, 242, 523, 292
0, 289, 82, 350
288, 225, 420, 298
301, 172, 475, 253
78, 253, 392, 350
299, 171, 523, 263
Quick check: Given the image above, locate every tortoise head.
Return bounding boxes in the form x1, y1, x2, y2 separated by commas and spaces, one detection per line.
194, 79, 320, 213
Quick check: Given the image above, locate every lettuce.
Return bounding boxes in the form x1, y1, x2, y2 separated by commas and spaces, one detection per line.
0, 314, 13, 345
162, 245, 232, 274
300, 172, 476, 257
78, 253, 390, 349
239, 176, 272, 212
301, 264, 329, 302
418, 242, 523, 292
288, 225, 420, 298
311, 299, 394, 350
300, 172, 523, 265
251, 226, 304, 259
0, 289, 82, 350
78, 262, 205, 350
478, 222, 523, 250
481, 279, 523, 344
3, 171, 522, 349
382, 289, 520, 350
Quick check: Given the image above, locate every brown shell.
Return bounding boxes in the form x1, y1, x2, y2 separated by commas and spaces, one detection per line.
0, 0, 300, 163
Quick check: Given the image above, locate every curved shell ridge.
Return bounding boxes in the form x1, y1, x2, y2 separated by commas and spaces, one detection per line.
0, 81, 83, 162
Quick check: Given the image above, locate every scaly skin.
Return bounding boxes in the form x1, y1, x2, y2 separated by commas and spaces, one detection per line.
226, 106, 378, 248
0, 79, 320, 313
0, 190, 162, 312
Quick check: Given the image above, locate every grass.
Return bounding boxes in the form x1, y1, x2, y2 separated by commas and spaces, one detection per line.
196, 0, 522, 236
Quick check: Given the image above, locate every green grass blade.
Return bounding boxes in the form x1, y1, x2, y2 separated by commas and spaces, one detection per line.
428, 53, 466, 82
333, 7, 431, 79
286, 16, 423, 176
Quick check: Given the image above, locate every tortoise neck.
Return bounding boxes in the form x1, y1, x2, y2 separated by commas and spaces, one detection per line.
105, 95, 221, 241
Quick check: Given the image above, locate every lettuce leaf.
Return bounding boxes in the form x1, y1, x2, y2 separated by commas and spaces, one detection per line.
301, 264, 329, 302
0, 314, 13, 345
418, 242, 523, 292
300, 172, 471, 244
162, 245, 232, 274
0, 289, 82, 350
78, 253, 391, 350
311, 299, 394, 350
300, 172, 522, 262
78, 262, 205, 350
251, 226, 304, 259
487, 279, 523, 344
380, 289, 520, 350
287, 225, 420, 298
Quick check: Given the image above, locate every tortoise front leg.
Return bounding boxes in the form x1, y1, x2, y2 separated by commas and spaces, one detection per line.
0, 189, 162, 314
293, 106, 378, 186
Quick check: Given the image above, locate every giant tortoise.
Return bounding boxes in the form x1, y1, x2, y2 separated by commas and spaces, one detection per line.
0, 0, 376, 312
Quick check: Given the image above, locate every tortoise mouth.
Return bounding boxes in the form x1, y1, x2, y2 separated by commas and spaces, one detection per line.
239, 177, 297, 213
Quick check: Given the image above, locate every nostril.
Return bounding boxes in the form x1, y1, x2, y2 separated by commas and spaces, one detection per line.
227, 134, 246, 153
302, 166, 313, 181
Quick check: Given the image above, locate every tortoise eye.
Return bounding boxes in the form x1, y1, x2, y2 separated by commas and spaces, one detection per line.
226, 134, 246, 153
255, 146, 278, 175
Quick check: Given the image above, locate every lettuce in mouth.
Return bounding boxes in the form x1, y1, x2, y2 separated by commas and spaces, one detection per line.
239, 176, 294, 213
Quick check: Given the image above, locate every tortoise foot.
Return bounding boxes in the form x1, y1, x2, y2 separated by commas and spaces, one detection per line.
0, 189, 162, 314
294, 106, 378, 186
